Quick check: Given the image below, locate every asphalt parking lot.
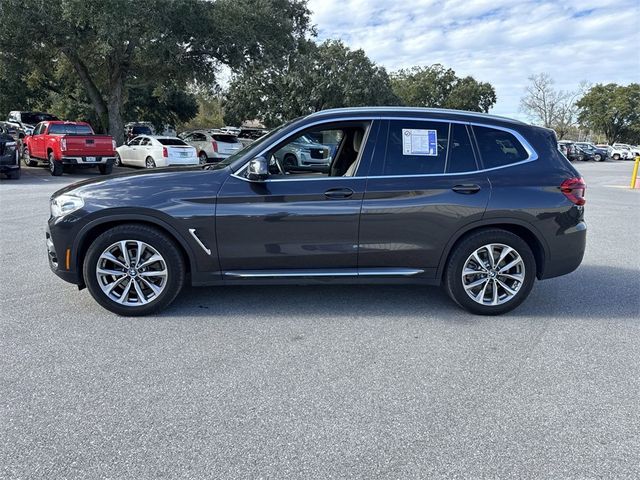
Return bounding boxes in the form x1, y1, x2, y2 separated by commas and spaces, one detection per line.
1, 161, 639, 479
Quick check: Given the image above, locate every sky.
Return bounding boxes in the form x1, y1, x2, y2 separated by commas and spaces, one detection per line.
307, 0, 640, 120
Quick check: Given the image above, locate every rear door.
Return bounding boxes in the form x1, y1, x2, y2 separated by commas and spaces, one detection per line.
358, 119, 491, 279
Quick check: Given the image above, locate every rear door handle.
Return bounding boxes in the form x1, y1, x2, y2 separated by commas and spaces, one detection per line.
324, 187, 354, 199
452, 184, 481, 194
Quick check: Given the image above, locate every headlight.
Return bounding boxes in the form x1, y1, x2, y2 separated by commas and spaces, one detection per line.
50, 194, 84, 218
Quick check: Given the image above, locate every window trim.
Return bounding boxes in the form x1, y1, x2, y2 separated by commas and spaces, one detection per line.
231, 116, 538, 183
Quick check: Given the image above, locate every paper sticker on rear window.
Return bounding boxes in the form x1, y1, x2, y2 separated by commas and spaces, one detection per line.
402, 128, 438, 156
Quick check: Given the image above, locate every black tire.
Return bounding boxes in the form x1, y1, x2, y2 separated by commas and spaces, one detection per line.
49, 152, 63, 176
594, 153, 602, 162
444, 229, 536, 315
283, 154, 297, 168
7, 168, 21, 180
22, 147, 38, 167
83, 224, 186, 316
199, 152, 208, 165
145, 156, 156, 169
613, 153, 620, 160
98, 163, 113, 175
114, 153, 122, 167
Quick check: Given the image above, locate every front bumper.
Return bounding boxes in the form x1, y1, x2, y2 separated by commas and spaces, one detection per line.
46, 222, 82, 286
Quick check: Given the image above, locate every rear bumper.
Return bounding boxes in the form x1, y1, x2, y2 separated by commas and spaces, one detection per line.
59, 156, 115, 165
540, 220, 587, 279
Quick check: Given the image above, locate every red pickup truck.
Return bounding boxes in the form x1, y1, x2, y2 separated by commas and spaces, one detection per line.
23, 121, 116, 176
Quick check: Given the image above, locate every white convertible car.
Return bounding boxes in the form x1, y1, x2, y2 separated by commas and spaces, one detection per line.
116, 135, 198, 168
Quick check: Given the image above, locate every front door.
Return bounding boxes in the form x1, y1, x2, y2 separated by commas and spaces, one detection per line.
216, 120, 378, 277
30, 123, 46, 159
358, 120, 491, 279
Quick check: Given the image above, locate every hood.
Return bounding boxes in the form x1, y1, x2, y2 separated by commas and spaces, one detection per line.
52, 165, 230, 208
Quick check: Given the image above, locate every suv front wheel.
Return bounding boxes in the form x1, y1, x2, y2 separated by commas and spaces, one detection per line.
444, 229, 536, 315
83, 224, 185, 316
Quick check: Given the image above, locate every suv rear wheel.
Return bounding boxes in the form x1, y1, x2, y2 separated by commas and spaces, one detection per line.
444, 229, 536, 315
83, 224, 185, 316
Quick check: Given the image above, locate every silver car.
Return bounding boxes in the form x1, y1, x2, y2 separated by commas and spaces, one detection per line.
274, 134, 332, 168
182, 130, 243, 164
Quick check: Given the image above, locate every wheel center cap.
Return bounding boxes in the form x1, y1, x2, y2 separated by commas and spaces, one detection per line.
489, 270, 497, 278
128, 268, 138, 277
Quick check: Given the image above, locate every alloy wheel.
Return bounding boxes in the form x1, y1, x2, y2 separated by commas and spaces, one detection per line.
461, 243, 525, 306
96, 240, 168, 306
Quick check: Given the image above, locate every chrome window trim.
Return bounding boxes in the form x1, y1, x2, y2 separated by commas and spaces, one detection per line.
231, 116, 538, 183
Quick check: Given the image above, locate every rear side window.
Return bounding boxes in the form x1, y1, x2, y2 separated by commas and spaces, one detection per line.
157, 138, 187, 146
380, 120, 449, 176
446, 123, 477, 173
473, 126, 529, 169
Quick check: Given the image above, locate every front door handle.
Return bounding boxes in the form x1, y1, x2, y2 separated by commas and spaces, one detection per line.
324, 187, 354, 199
452, 184, 481, 194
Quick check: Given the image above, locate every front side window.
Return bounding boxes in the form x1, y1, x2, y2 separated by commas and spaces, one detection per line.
378, 121, 449, 176
255, 122, 370, 178
473, 126, 529, 169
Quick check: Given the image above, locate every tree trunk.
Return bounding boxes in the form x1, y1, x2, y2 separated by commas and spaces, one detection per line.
62, 49, 109, 133
108, 74, 125, 146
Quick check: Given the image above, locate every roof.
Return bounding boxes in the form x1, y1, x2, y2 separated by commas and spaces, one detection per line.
45, 120, 90, 125
306, 107, 529, 126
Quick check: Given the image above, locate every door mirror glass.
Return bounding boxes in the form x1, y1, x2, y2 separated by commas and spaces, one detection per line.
247, 156, 269, 182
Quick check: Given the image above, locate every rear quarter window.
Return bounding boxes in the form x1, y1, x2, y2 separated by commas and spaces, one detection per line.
473, 126, 530, 169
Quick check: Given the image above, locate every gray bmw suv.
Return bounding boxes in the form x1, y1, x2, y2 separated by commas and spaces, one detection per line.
47, 107, 586, 316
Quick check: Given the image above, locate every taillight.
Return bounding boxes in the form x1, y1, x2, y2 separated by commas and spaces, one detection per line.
61, 138, 67, 151
162, 147, 168, 158
211, 140, 218, 153
560, 177, 586, 206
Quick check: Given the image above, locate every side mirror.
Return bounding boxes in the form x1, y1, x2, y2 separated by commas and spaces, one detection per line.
247, 156, 268, 182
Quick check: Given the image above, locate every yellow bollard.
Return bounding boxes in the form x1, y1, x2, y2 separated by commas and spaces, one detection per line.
631, 156, 640, 189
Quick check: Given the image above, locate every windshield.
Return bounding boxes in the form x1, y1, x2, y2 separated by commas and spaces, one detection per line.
22, 113, 58, 124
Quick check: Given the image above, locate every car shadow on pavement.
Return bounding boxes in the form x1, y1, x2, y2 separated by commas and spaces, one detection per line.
166, 264, 639, 320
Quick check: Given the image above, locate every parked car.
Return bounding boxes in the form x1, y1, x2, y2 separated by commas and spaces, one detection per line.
115, 135, 198, 168
574, 142, 608, 162
612, 143, 636, 160
219, 126, 241, 136
558, 141, 589, 162
125, 123, 153, 142
273, 133, 332, 169
0, 132, 20, 179
6, 111, 59, 138
181, 130, 243, 164
22, 121, 116, 176
46, 107, 586, 317
0, 121, 20, 140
